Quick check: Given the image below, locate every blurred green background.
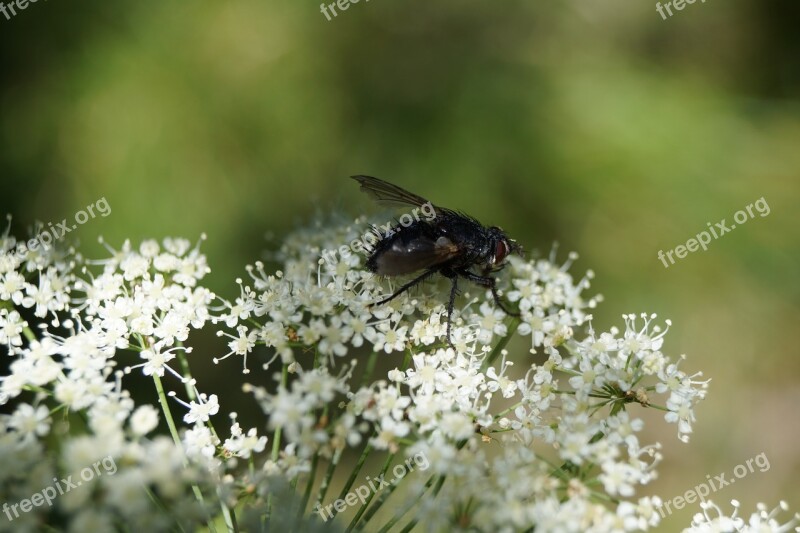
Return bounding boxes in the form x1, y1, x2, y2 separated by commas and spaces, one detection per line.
1, 0, 798, 529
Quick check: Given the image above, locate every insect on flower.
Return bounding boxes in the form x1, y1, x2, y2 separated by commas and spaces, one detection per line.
352, 175, 521, 347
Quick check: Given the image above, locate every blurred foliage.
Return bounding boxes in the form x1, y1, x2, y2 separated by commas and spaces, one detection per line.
1, 0, 798, 529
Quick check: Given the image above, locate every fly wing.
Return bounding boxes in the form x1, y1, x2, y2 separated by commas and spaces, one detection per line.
351, 175, 450, 215
371, 235, 460, 276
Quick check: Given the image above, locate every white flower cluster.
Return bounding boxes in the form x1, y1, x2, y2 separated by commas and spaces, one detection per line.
0, 214, 788, 533
1, 225, 218, 531
685, 500, 799, 533
210, 216, 712, 531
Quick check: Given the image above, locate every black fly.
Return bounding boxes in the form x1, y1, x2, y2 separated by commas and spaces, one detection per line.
352, 175, 521, 348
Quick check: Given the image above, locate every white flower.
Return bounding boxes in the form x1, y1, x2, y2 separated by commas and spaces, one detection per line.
439, 411, 474, 441
317, 315, 352, 357
0, 309, 27, 348
264, 388, 304, 433
182, 393, 220, 424
474, 301, 508, 344
214, 325, 257, 373
130, 405, 160, 436
54, 377, 95, 410
184, 424, 219, 459
224, 423, 268, 459
136, 347, 175, 377
0, 270, 26, 304
105, 469, 151, 515
684, 500, 800, 533
154, 310, 190, 344
373, 323, 408, 353
6, 403, 50, 440
373, 415, 410, 450
486, 363, 518, 398
296, 368, 341, 404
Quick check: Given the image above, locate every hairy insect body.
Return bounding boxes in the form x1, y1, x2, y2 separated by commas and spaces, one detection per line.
351, 175, 520, 346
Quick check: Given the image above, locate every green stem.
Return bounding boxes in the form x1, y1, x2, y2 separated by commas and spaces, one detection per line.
298, 450, 320, 520
356, 473, 403, 529
493, 401, 525, 420
152, 373, 217, 533
360, 350, 379, 388
176, 348, 197, 401
374, 474, 438, 533
271, 364, 290, 462
153, 374, 184, 456
315, 448, 342, 509
335, 442, 373, 503
217, 489, 239, 533
266, 364, 290, 521
369, 439, 468, 532
22, 325, 36, 343
345, 452, 395, 532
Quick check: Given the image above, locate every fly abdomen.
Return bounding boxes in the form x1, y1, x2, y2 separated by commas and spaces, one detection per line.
367, 226, 457, 276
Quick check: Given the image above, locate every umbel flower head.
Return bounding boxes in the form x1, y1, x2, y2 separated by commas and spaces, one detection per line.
209, 215, 710, 530
0, 213, 787, 533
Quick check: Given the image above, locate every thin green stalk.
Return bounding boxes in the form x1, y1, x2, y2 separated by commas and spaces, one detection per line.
493, 400, 525, 420
400, 350, 412, 371
394, 474, 447, 533
345, 452, 395, 532
143, 485, 188, 533
152, 373, 217, 533
153, 373, 186, 457
372, 440, 467, 532
271, 364, 290, 462
360, 467, 438, 531
298, 450, 320, 521
360, 350, 379, 388
216, 491, 239, 533
315, 448, 342, 509
354, 477, 400, 529
335, 442, 373, 503
266, 364, 290, 521
175, 346, 238, 531
176, 348, 198, 401
374, 475, 439, 533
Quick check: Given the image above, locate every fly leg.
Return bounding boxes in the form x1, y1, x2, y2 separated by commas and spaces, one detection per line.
372, 268, 438, 307
443, 270, 459, 349
458, 269, 520, 317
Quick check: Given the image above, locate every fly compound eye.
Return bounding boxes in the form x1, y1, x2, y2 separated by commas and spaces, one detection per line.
494, 240, 510, 265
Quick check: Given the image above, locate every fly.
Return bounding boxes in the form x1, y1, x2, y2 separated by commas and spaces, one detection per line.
351, 175, 521, 348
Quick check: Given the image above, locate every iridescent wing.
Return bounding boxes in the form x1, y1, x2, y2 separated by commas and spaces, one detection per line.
351, 175, 450, 215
